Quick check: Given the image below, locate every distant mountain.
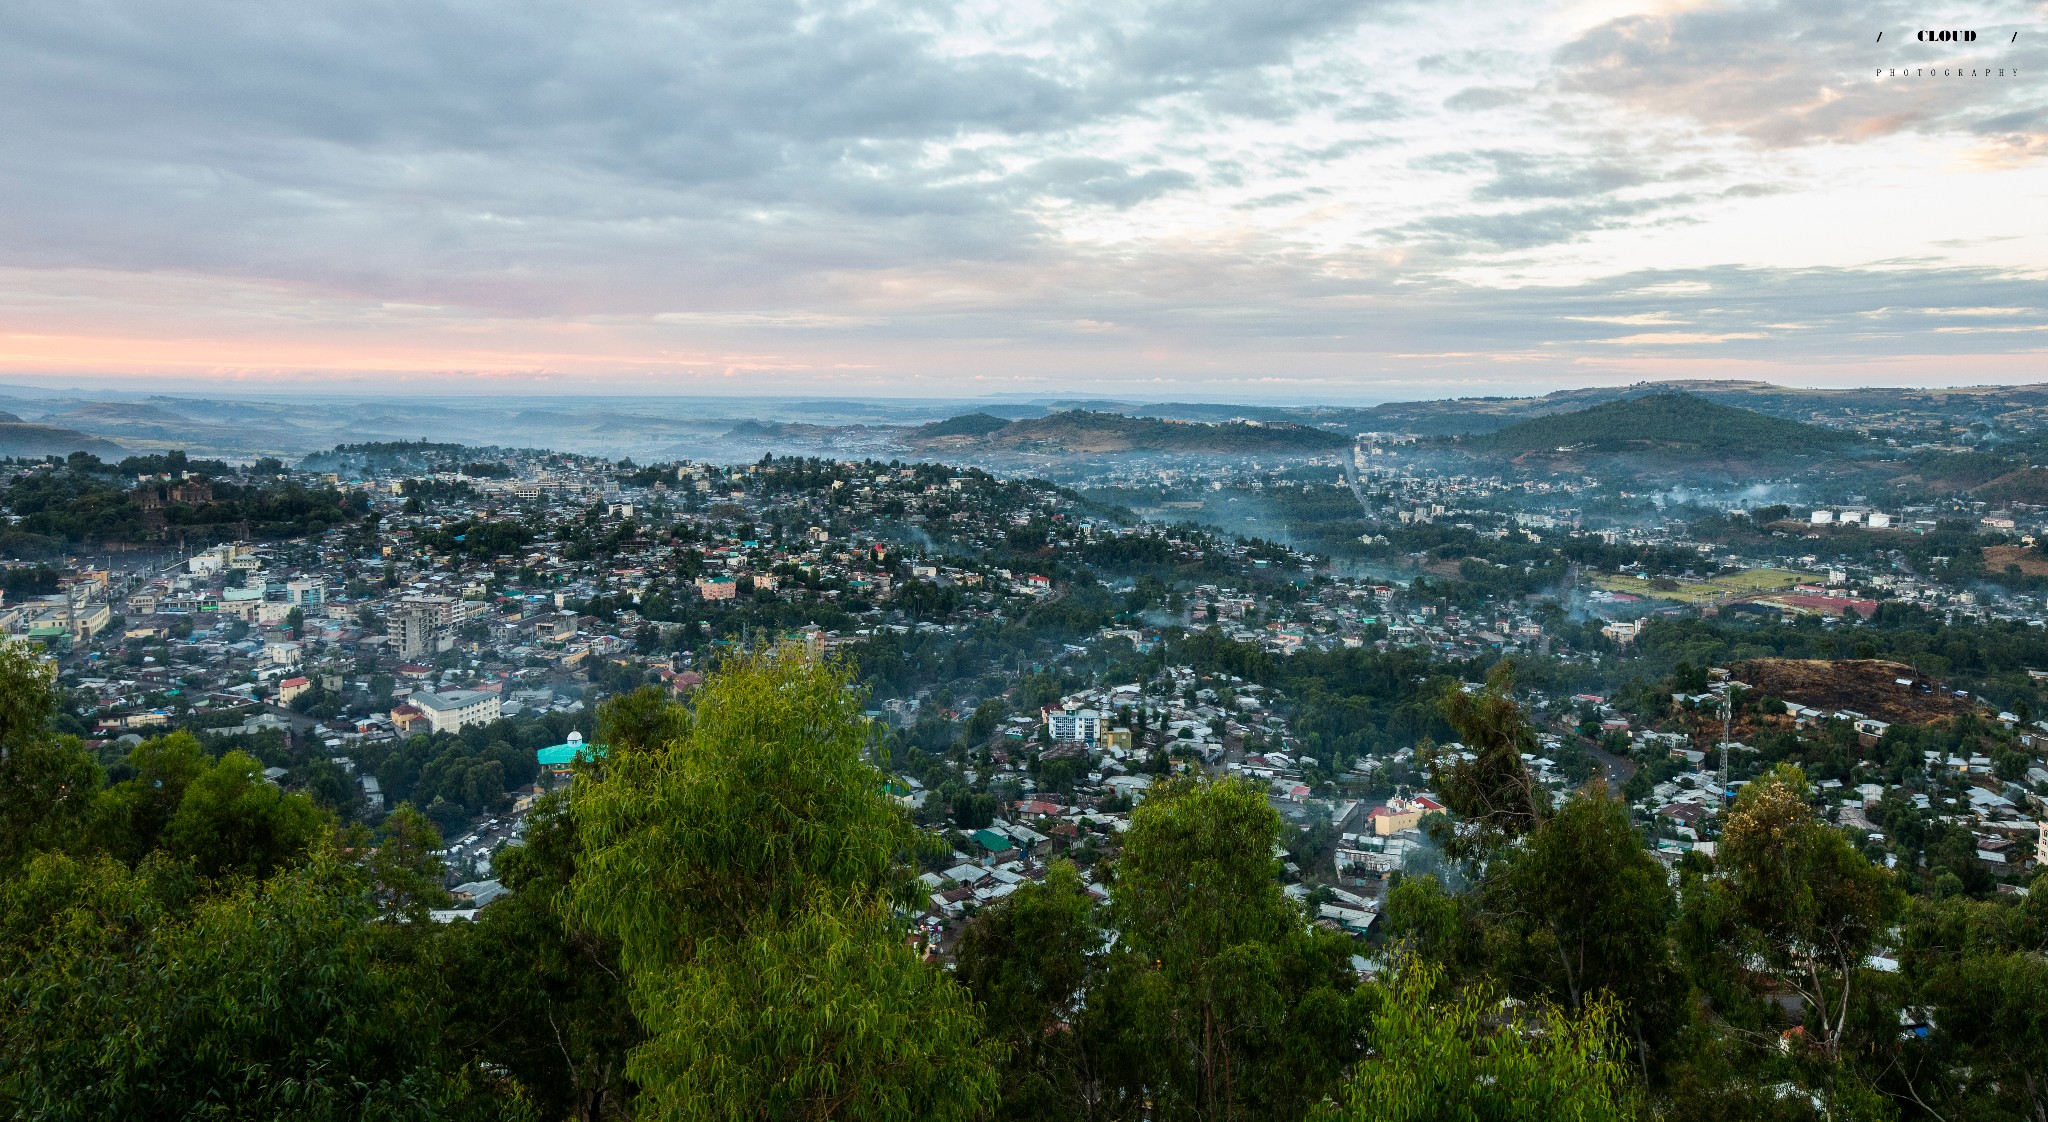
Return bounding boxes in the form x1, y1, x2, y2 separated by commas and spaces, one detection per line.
39, 399, 288, 456
1473, 393, 1854, 458
0, 422, 125, 459
915, 413, 1011, 439
912, 410, 1348, 454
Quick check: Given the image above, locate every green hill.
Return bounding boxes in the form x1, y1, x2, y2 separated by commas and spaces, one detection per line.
0, 422, 125, 459
914, 410, 1348, 454
915, 412, 1012, 439
1474, 393, 1853, 458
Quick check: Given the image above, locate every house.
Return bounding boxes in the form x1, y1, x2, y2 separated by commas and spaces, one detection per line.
450, 879, 507, 908
278, 676, 312, 705
971, 828, 1017, 859
389, 704, 429, 736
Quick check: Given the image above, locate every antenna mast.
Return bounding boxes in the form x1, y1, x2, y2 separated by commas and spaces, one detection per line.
1720, 690, 1734, 799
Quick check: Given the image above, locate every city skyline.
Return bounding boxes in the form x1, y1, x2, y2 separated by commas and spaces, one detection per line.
2, 0, 2043, 397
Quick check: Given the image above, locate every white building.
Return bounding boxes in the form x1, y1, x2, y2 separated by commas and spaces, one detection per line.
1810, 510, 1835, 525
408, 688, 502, 734
285, 578, 325, 607
1043, 703, 1104, 745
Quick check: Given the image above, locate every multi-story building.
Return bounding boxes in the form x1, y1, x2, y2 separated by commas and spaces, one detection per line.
399, 593, 458, 626
392, 606, 440, 661
1043, 703, 1104, 745
696, 576, 738, 601
407, 688, 501, 734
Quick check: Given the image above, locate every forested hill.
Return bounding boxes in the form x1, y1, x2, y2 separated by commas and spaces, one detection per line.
0, 420, 125, 459
914, 410, 1349, 454
1473, 392, 1855, 458
0, 452, 367, 555
914, 412, 1012, 439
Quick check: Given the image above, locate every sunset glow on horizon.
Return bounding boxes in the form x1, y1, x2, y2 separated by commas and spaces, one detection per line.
2, 0, 2043, 399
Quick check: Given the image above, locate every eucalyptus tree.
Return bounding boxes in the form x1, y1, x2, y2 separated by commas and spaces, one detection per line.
572, 647, 999, 1121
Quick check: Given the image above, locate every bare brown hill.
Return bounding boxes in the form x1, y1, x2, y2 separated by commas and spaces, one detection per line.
1732, 658, 1974, 724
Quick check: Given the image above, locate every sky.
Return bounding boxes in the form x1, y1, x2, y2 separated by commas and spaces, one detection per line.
0, 0, 2043, 401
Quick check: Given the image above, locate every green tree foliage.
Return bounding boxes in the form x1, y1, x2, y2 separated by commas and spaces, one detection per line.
3, 460, 366, 546
374, 726, 539, 834
443, 792, 640, 1121
161, 749, 325, 880
1476, 392, 1852, 458
594, 683, 692, 755
1483, 794, 1683, 1075
93, 731, 324, 879
572, 647, 999, 1121
1882, 871, 2048, 1120
1099, 773, 1368, 1120
629, 899, 995, 1121
94, 730, 216, 861
1382, 873, 1468, 968
0, 853, 523, 1121
1316, 961, 1638, 1122
423, 518, 533, 557
955, 861, 1100, 1121
1717, 764, 1901, 1061
1427, 663, 1546, 856
0, 645, 100, 876
362, 803, 452, 919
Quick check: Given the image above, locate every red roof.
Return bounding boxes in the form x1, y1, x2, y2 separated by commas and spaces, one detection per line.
279, 676, 310, 688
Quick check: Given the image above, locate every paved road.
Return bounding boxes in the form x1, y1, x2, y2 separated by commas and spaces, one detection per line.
1587, 743, 1638, 792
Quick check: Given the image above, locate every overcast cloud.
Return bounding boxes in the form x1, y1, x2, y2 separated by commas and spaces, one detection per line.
0, 0, 2042, 398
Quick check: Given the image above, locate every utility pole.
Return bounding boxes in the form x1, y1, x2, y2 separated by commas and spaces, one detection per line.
1720, 685, 1740, 800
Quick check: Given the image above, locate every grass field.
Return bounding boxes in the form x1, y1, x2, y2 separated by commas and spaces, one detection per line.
1590, 567, 1807, 605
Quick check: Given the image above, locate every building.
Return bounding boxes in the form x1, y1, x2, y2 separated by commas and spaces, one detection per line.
536, 731, 601, 776
971, 828, 1018, 859
400, 593, 459, 625
1602, 619, 1643, 645
696, 576, 738, 601
1043, 703, 1104, 745
1368, 794, 1445, 837
392, 606, 440, 661
389, 703, 429, 736
278, 676, 311, 705
408, 688, 502, 734
285, 578, 325, 607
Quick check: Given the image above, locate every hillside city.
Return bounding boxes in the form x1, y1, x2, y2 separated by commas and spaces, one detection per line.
11, 389, 2048, 1119
9, 402, 2047, 936
10, 0, 2047, 1112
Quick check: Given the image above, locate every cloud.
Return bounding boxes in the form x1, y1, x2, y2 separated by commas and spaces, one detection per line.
0, 0, 2039, 395
1444, 87, 1524, 112
1554, 0, 2046, 148
1014, 157, 1198, 207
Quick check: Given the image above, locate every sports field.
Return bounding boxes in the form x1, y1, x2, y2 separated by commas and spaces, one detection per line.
1590, 566, 1806, 605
